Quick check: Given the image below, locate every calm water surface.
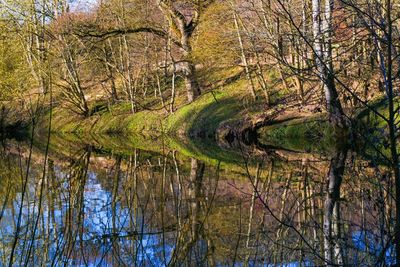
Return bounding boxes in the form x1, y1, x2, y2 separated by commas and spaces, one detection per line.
0, 135, 396, 266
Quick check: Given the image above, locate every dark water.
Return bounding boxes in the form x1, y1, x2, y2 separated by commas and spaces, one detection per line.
0, 135, 396, 266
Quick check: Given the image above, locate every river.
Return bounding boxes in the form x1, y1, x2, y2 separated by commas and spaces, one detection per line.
0, 133, 395, 266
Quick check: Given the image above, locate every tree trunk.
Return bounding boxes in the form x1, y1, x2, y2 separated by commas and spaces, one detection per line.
324, 144, 347, 266
312, 0, 346, 127
157, 0, 202, 103
322, 0, 345, 126
167, 60, 200, 103
62, 46, 90, 117
104, 40, 118, 103
383, 1, 400, 263
233, 12, 257, 100
188, 158, 205, 239
184, 63, 201, 103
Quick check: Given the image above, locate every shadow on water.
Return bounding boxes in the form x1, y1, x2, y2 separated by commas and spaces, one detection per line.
0, 130, 397, 266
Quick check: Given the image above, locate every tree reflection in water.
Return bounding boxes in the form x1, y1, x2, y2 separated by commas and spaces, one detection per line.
324, 144, 347, 266
0, 139, 397, 266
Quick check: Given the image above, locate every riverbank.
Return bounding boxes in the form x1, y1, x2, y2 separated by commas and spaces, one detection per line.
38, 67, 262, 141
38, 67, 333, 147
13, 83, 393, 173
25, 65, 390, 162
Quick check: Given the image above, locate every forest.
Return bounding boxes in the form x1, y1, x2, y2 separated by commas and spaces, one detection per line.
1, 0, 400, 266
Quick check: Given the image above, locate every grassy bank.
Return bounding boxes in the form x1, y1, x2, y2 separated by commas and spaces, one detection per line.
36, 67, 269, 165
42, 67, 251, 137
38, 66, 374, 160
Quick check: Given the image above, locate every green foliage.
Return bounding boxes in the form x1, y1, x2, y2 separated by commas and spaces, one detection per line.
0, 25, 31, 99
192, 2, 237, 67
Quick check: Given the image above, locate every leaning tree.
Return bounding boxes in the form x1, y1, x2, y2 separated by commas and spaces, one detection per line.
78, 0, 216, 103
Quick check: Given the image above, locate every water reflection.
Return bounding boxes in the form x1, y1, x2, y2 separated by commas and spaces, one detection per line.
324, 144, 347, 266
0, 138, 397, 266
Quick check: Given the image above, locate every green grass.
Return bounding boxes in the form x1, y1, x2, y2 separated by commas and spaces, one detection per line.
43, 101, 165, 137
166, 80, 248, 137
